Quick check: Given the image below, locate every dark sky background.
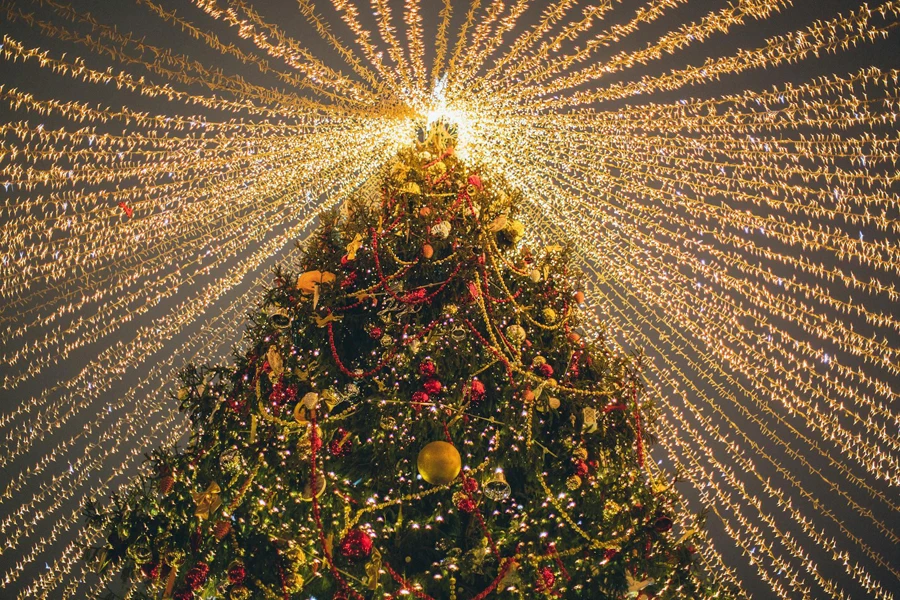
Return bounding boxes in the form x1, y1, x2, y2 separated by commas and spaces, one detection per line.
1, 1, 898, 598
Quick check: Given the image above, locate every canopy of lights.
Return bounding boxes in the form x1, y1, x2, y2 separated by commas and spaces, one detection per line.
0, 1, 897, 598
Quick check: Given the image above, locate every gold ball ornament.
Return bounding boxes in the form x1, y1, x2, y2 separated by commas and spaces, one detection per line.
542, 307, 557, 323
566, 475, 583, 490
530, 269, 542, 283
417, 441, 461, 485
506, 324, 526, 344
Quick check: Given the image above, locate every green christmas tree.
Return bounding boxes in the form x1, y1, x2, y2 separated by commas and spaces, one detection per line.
86, 125, 720, 600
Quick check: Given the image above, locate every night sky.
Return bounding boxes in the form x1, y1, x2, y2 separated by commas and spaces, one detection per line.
1, 1, 898, 598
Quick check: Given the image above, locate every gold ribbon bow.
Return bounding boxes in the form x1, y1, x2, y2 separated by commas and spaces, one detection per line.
193, 482, 222, 520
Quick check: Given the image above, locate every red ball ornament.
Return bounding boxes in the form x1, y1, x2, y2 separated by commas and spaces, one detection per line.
469, 379, 486, 402
536, 363, 554, 378
185, 562, 209, 590
369, 326, 383, 339
338, 529, 373, 561
418, 359, 436, 378
228, 562, 246, 585
423, 378, 442, 395
575, 459, 589, 477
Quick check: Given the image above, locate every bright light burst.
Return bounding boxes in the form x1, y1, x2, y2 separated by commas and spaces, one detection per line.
0, 1, 898, 598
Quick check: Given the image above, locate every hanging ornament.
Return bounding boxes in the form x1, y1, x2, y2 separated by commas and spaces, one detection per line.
483, 469, 511, 501
158, 472, 175, 495
506, 324, 526, 345
227, 561, 246, 586
542, 307, 558, 323
213, 520, 231, 540
468, 379, 486, 402
419, 358, 436, 378
186, 562, 210, 590
417, 441, 461, 485
453, 491, 477, 513
582, 407, 599, 433
268, 306, 292, 329
566, 474, 583, 490
338, 529, 373, 561
411, 391, 430, 412
422, 243, 434, 259
422, 378, 442, 395
431, 220, 452, 239
654, 513, 674, 533
299, 472, 327, 501
574, 291, 586, 304
329, 429, 352, 457
536, 566, 556, 593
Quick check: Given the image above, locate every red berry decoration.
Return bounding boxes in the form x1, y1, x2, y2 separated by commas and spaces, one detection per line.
411, 391, 429, 412
463, 477, 479, 493
185, 562, 209, 590
422, 378, 442, 395
173, 590, 194, 600
418, 359, 436, 378
456, 496, 477, 513
329, 429, 352, 457
369, 326, 383, 339
338, 529, 373, 561
228, 561, 246, 585
536, 363, 554, 378
537, 566, 556, 591
340, 271, 357, 288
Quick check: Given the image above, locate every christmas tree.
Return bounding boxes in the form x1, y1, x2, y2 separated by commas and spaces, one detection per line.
85, 124, 719, 600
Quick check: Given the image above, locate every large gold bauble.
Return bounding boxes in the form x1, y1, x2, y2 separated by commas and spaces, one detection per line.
417, 441, 461, 485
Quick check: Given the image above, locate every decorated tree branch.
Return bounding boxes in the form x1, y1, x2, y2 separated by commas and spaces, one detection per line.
85, 124, 723, 600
